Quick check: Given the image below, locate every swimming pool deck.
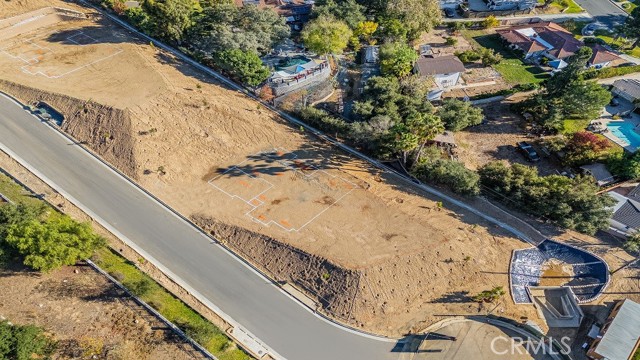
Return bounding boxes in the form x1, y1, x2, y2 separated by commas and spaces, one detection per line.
598, 100, 640, 152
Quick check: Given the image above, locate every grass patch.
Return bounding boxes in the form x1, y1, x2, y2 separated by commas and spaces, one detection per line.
549, 0, 583, 13
626, 46, 640, 58
0, 173, 43, 207
623, 1, 638, 13
462, 31, 550, 85
93, 248, 251, 360
562, 119, 591, 134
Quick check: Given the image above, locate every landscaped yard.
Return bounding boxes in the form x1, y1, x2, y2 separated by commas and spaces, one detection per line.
550, 0, 584, 13
462, 30, 550, 85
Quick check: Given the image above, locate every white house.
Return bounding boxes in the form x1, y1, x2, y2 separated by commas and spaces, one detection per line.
413, 55, 465, 90
440, 0, 463, 8
487, 0, 537, 11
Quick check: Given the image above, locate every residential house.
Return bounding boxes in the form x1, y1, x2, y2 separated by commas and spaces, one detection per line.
587, 299, 640, 360
486, 0, 537, 11
612, 79, 640, 105
607, 184, 640, 237
267, 56, 330, 96
440, 0, 463, 8
234, 0, 313, 30
413, 55, 465, 99
497, 22, 583, 61
588, 44, 622, 69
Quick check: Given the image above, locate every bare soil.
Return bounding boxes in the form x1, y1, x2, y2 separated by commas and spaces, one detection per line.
3, 3, 633, 338
0, 262, 201, 360
455, 98, 563, 176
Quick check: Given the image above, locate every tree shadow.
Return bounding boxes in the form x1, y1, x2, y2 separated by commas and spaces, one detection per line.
429, 291, 472, 303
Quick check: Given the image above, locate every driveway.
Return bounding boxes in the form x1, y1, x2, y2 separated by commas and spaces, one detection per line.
573, 0, 628, 30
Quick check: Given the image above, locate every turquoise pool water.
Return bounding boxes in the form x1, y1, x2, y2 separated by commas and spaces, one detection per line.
607, 121, 640, 148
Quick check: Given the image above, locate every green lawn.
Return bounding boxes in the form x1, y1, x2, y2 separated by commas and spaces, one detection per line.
548, 0, 584, 13
463, 31, 550, 85
562, 119, 591, 134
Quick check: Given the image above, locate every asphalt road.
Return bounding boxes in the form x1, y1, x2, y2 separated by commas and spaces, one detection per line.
573, 0, 628, 29
0, 94, 399, 360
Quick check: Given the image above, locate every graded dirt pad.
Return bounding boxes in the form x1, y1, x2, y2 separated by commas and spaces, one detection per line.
0, 2, 545, 335
0, 263, 198, 360
0, 80, 137, 178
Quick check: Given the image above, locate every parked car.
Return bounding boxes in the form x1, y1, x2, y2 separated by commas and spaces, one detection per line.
517, 142, 540, 162
444, 8, 456, 18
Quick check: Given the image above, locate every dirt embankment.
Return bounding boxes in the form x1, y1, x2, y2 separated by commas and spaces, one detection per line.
193, 215, 361, 322
0, 80, 137, 178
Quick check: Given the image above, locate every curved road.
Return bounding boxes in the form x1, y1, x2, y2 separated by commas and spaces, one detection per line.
0, 94, 397, 360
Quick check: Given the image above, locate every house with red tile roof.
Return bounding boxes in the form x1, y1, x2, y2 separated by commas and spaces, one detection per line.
587, 44, 622, 69
496, 22, 583, 61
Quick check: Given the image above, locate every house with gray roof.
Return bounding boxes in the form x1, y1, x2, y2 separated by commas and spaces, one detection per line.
607, 184, 640, 237
612, 79, 640, 105
587, 299, 640, 360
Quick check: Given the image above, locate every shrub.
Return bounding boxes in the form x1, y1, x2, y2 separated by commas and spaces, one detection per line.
584, 65, 640, 80
3, 210, 105, 272
482, 15, 500, 29
445, 36, 458, 46
413, 159, 480, 195
437, 98, 484, 131
0, 321, 56, 360
296, 107, 351, 136
479, 161, 615, 234
472, 286, 505, 303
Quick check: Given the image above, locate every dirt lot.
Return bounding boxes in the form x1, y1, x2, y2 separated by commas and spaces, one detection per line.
455, 97, 563, 176
0, 262, 200, 360
0, 2, 631, 338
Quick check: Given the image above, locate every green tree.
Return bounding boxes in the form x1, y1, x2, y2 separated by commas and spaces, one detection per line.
526, 47, 611, 130
189, 4, 289, 55
215, 49, 271, 86
623, 7, 640, 48
313, 0, 366, 29
354, 21, 379, 44
124, 7, 155, 34
380, 42, 418, 77
472, 286, 506, 303
302, 16, 352, 55
0, 321, 55, 360
437, 99, 484, 131
478, 162, 615, 234
482, 15, 500, 29
142, 0, 194, 42
384, 0, 441, 40
378, 17, 409, 42
413, 158, 480, 195
5, 214, 105, 272
625, 231, 640, 253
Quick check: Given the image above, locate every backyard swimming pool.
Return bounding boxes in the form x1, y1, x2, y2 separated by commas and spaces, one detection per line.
607, 121, 640, 148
